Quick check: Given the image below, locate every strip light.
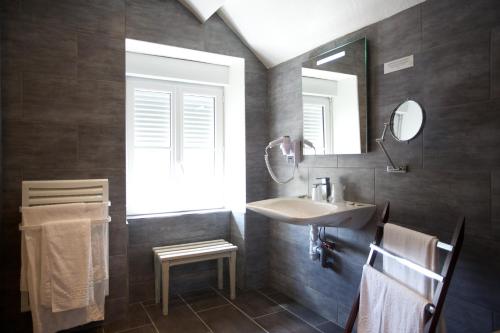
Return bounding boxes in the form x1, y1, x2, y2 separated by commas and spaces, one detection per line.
316, 51, 346, 66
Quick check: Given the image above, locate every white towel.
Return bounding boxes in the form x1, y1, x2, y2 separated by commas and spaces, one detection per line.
21, 202, 108, 333
41, 219, 92, 312
383, 223, 446, 332
383, 223, 438, 297
358, 265, 430, 333
21, 203, 88, 309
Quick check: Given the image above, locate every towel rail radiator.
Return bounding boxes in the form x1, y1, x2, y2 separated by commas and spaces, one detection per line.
19, 179, 110, 312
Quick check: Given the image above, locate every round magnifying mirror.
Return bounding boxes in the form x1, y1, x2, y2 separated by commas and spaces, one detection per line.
390, 100, 424, 141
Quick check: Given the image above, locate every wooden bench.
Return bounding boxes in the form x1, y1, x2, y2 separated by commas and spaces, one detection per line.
153, 239, 238, 315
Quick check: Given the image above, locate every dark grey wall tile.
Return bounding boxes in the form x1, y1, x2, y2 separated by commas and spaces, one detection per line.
21, 0, 125, 37
4, 120, 78, 169
109, 225, 128, 256
492, 27, 500, 99
421, 0, 500, 50
370, 5, 421, 67
270, 269, 338, 323
22, 73, 79, 122
448, 237, 500, 311
494, 312, 500, 330
444, 295, 493, 333
1, 73, 21, 121
125, 0, 169, 44
77, 124, 125, 169
420, 29, 490, 107
77, 32, 125, 82
424, 100, 500, 169
493, 171, 500, 233
16, 20, 78, 77
375, 169, 492, 239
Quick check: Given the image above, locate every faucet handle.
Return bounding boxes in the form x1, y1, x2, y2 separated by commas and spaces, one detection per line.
315, 177, 330, 184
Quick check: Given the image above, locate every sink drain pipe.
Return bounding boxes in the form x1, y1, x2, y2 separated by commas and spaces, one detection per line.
310, 224, 336, 268
309, 224, 321, 260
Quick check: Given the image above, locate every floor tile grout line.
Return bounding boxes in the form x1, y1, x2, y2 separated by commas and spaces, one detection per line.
114, 323, 154, 333
252, 309, 286, 320
196, 303, 232, 314
177, 293, 215, 333
314, 318, 333, 327
210, 287, 270, 333
255, 289, 324, 332
139, 302, 160, 333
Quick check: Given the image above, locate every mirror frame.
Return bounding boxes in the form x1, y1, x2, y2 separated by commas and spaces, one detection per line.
389, 99, 425, 142
301, 37, 368, 155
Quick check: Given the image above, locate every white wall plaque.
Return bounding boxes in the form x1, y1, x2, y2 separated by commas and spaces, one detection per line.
384, 55, 414, 74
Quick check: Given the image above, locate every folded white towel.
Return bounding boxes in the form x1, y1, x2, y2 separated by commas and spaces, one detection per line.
21, 203, 88, 309
358, 265, 430, 333
41, 219, 93, 312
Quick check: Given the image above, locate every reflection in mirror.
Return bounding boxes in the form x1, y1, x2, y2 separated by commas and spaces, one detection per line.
302, 38, 367, 155
390, 100, 424, 141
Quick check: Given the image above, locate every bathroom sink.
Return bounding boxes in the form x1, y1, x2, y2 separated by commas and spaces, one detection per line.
246, 197, 376, 228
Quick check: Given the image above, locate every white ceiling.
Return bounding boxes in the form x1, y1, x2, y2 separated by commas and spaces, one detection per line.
179, 0, 425, 68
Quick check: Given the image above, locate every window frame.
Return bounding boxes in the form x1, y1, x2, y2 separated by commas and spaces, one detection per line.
126, 76, 225, 215
302, 94, 333, 155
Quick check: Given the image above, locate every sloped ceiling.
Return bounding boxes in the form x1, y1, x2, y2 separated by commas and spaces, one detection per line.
179, 0, 425, 68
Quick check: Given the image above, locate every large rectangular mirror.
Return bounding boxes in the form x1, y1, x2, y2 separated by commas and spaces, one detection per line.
302, 38, 367, 155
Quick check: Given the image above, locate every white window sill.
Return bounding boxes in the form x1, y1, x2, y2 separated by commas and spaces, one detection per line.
126, 208, 231, 224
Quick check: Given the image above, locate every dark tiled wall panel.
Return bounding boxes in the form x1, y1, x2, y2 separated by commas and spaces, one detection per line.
267, 0, 500, 331
0, 0, 269, 330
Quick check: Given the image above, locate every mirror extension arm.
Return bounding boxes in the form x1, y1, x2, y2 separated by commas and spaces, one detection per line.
376, 122, 407, 173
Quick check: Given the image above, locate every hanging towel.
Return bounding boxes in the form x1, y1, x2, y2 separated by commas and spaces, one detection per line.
21, 203, 88, 309
86, 203, 109, 290
21, 202, 107, 333
383, 223, 446, 332
358, 264, 430, 333
41, 219, 93, 312
383, 223, 438, 298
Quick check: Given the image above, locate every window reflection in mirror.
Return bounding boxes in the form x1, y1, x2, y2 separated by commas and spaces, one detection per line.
302, 38, 367, 155
390, 100, 424, 141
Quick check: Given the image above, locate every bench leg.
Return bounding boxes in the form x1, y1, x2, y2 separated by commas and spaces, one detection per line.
217, 258, 223, 290
229, 252, 236, 300
154, 256, 160, 304
161, 261, 170, 315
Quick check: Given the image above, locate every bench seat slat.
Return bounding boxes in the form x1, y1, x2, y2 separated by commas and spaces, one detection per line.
156, 243, 234, 257
153, 239, 227, 252
154, 241, 230, 254
158, 244, 237, 260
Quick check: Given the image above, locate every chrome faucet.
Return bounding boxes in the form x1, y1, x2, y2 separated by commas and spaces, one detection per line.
314, 177, 331, 202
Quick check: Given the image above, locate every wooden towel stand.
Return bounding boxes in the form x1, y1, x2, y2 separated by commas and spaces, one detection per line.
344, 202, 465, 333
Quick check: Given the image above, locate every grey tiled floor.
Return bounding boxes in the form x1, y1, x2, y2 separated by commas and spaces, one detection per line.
86, 287, 344, 333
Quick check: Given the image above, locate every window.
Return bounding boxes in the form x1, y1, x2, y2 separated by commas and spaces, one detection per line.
303, 95, 332, 155
127, 77, 224, 214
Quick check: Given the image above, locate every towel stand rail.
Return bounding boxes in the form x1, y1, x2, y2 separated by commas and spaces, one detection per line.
368, 243, 443, 282
344, 202, 465, 333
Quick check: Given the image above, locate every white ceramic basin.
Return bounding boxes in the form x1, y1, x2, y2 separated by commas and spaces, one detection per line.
246, 197, 376, 228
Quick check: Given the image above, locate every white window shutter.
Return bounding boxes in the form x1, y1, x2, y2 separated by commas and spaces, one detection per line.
303, 102, 325, 150
183, 94, 215, 149
133, 89, 171, 148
